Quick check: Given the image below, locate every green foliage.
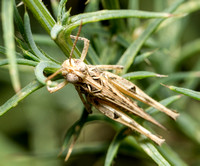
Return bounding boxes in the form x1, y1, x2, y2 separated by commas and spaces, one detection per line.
164, 84, 200, 101
2, 0, 20, 92
0, 0, 200, 165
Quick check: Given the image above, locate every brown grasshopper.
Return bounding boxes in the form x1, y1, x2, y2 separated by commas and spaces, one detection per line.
46, 24, 179, 146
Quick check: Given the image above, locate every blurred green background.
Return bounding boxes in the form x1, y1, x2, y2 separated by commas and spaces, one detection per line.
0, 0, 200, 166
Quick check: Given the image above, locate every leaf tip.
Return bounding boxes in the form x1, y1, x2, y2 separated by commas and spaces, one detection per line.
156, 74, 168, 78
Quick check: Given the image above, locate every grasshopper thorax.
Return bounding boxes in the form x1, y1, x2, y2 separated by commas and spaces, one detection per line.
61, 59, 87, 83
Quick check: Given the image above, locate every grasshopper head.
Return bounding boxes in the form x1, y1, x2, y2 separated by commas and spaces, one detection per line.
61, 59, 87, 83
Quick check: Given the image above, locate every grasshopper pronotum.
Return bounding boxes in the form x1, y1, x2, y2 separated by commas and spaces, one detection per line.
46, 23, 179, 146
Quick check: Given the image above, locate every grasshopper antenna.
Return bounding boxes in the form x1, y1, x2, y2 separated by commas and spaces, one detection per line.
69, 21, 83, 64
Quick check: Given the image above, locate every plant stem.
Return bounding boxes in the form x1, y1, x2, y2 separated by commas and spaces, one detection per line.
22, 0, 74, 57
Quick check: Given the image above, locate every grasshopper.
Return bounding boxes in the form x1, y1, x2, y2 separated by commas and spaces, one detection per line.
46, 24, 179, 146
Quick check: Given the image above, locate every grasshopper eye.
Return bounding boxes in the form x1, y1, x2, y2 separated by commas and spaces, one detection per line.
66, 73, 79, 83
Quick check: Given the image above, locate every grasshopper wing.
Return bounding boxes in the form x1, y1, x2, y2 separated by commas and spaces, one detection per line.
90, 99, 165, 145
84, 74, 165, 129
104, 71, 179, 120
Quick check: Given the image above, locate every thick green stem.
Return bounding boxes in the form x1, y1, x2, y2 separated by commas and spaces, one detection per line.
22, 0, 73, 57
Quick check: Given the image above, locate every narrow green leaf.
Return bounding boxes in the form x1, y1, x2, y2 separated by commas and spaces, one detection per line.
24, 12, 49, 61
87, 46, 101, 65
61, 110, 88, 149
134, 50, 155, 65
0, 46, 23, 58
60, 113, 121, 159
66, 10, 172, 32
101, 0, 126, 32
105, 128, 128, 166
146, 71, 200, 96
101, 0, 121, 10
176, 0, 200, 14
157, 143, 188, 166
114, 35, 130, 48
61, 8, 71, 25
84, 0, 100, 12
70, 10, 172, 24
117, 0, 185, 73
22, 0, 72, 56
122, 135, 141, 152
50, 0, 60, 18
140, 142, 171, 166
15, 36, 40, 62
2, 0, 21, 92
154, 0, 167, 11
127, 0, 140, 28
157, 0, 200, 32
57, 0, 68, 22
182, 60, 200, 94
68, 142, 109, 157
176, 38, 200, 66
177, 112, 200, 144
22, 50, 40, 62
86, 114, 122, 130
164, 85, 200, 101
33, 34, 56, 45
15, 37, 29, 52
61, 109, 88, 161
38, 45, 61, 64
13, 1, 25, 40
0, 58, 38, 67
145, 95, 181, 115
35, 61, 61, 84
123, 71, 167, 80
0, 80, 43, 116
